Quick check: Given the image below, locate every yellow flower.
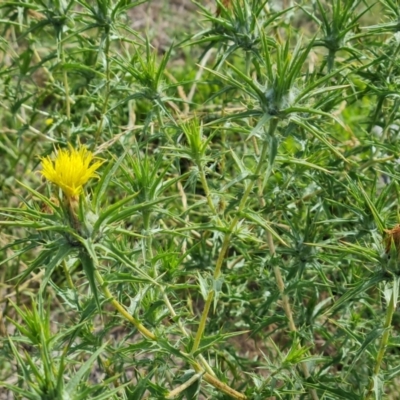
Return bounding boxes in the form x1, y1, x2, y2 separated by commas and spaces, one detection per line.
40, 145, 103, 199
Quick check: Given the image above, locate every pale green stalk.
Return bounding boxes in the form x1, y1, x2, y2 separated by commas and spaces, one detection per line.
191, 118, 279, 354
165, 372, 204, 399
267, 232, 319, 400
92, 261, 246, 399
141, 206, 215, 377
62, 260, 74, 290
58, 35, 71, 138
251, 133, 318, 400
142, 210, 155, 274
366, 278, 398, 399
199, 162, 217, 216
95, 32, 111, 143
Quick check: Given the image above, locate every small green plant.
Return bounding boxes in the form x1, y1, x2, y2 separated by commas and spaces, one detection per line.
2, 1, 400, 399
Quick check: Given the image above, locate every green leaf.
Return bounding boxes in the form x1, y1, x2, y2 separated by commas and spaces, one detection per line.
93, 151, 127, 211
242, 210, 288, 246
181, 370, 202, 400
193, 330, 249, 357
305, 382, 361, 400
0, 383, 39, 400
327, 272, 386, 315
65, 342, 109, 394
79, 242, 101, 313
290, 116, 349, 162
356, 180, 385, 233
197, 273, 209, 300
126, 375, 150, 400
40, 243, 73, 292
349, 328, 385, 372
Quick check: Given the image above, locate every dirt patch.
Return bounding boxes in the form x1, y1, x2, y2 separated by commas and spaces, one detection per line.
129, 0, 205, 52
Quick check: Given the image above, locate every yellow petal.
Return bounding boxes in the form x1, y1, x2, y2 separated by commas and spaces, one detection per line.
40, 145, 103, 198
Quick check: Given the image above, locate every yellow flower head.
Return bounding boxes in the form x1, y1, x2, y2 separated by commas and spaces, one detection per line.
40, 145, 103, 199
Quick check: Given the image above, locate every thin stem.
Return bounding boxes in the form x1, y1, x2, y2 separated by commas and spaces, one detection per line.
367, 96, 384, 133
94, 269, 157, 340
93, 266, 246, 399
157, 106, 165, 129
199, 163, 217, 216
255, 133, 318, 400
267, 233, 296, 330
0, 102, 58, 143
386, 42, 400, 77
200, 371, 247, 400
165, 372, 204, 399
161, 290, 215, 377
30, 36, 55, 83
267, 232, 319, 400
366, 278, 398, 398
95, 31, 111, 143
187, 48, 214, 103
141, 196, 214, 376
144, 201, 216, 377
142, 210, 155, 276
191, 119, 279, 354
155, 106, 174, 144
58, 36, 71, 138
327, 49, 336, 73
62, 260, 74, 290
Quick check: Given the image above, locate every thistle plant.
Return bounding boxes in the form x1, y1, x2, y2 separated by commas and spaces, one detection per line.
3, 1, 400, 400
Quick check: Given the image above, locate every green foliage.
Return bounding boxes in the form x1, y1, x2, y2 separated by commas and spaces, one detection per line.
2, 0, 400, 399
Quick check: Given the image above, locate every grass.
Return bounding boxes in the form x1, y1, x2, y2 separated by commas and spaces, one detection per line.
1, 0, 400, 399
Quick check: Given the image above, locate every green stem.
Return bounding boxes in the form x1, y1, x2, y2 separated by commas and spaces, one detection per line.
59, 35, 71, 139
95, 31, 111, 143
199, 162, 217, 216
366, 278, 398, 398
161, 289, 215, 377
142, 208, 215, 377
267, 232, 319, 400
367, 96, 384, 133
155, 101, 176, 142
93, 262, 246, 399
386, 42, 400, 77
191, 118, 279, 354
157, 106, 165, 129
62, 260, 74, 290
327, 49, 336, 73
142, 210, 155, 274
94, 268, 156, 340
255, 139, 317, 399
166, 372, 204, 399
156, 105, 174, 144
